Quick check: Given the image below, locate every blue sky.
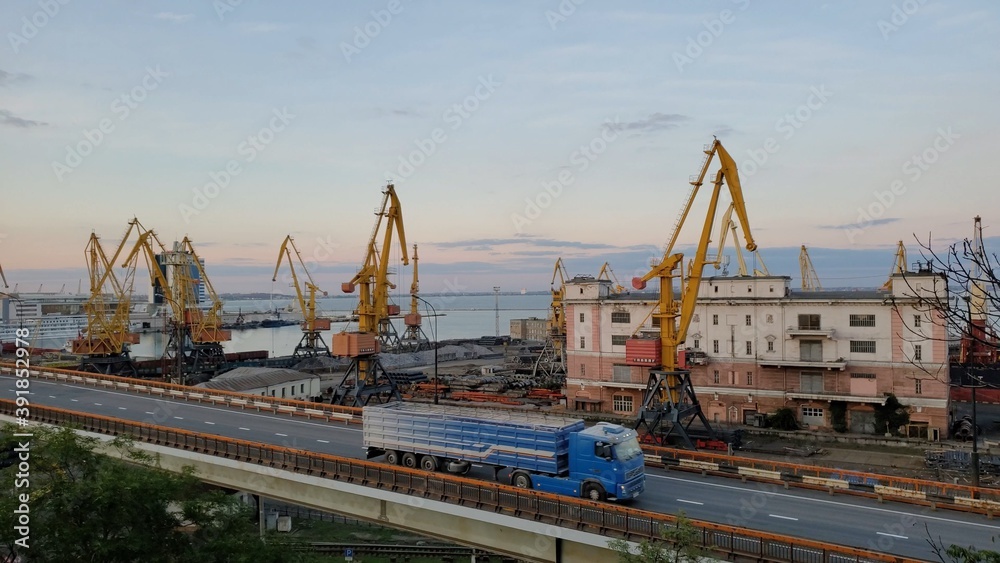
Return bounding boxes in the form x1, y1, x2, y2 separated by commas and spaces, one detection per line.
1, 1, 997, 294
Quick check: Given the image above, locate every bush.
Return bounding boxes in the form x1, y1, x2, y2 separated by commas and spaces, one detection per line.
874, 394, 910, 435
830, 401, 848, 433
768, 407, 799, 431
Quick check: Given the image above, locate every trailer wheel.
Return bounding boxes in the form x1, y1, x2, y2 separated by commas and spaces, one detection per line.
385, 450, 400, 465
401, 453, 418, 469
583, 483, 605, 502
512, 471, 532, 490
420, 455, 439, 472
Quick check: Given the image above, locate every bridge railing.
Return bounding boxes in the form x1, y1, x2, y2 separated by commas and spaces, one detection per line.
0, 400, 921, 563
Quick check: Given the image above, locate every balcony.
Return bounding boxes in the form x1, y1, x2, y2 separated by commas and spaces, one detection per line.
758, 358, 847, 370
785, 325, 835, 338
784, 391, 887, 405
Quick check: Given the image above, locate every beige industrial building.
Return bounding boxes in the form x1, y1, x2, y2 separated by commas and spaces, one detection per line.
510, 317, 549, 342
562, 269, 951, 438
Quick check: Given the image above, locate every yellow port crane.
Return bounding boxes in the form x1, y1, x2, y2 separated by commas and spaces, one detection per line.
799, 245, 822, 290
71, 218, 147, 375
273, 235, 331, 357
881, 241, 907, 290
630, 139, 757, 448
0, 262, 7, 288
122, 231, 231, 382
531, 258, 569, 378
597, 262, 626, 294
334, 183, 409, 405
400, 244, 431, 352
705, 203, 770, 277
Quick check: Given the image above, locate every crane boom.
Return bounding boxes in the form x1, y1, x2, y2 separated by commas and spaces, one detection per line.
881, 241, 907, 290
799, 245, 822, 290
0, 262, 7, 288
273, 235, 330, 357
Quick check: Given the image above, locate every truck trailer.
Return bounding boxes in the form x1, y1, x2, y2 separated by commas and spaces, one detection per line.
363, 402, 645, 501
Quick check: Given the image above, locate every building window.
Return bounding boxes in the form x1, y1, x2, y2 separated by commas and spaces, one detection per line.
712, 314, 719, 325
745, 314, 752, 326
580, 336, 586, 349
850, 372, 876, 379
651, 317, 661, 327
580, 364, 585, 377
849, 314, 876, 327
281, 388, 286, 398
611, 311, 630, 323
300, 383, 305, 394
914, 315, 922, 328
714, 286, 719, 293
746, 371, 753, 386
612, 364, 630, 383
798, 314, 820, 330
800, 340, 823, 362
748, 285, 752, 293
612, 395, 634, 413
611, 334, 628, 346
802, 406, 824, 418
580, 312, 585, 322
800, 371, 823, 393
850, 340, 876, 354
693, 314, 700, 323
270, 390, 275, 397
914, 344, 922, 361
746, 341, 753, 355
693, 339, 700, 350
713, 370, 720, 384
767, 340, 774, 352
713, 340, 719, 354
915, 379, 923, 395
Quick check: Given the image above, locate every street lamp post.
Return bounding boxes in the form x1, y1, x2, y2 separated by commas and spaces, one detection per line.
413, 295, 439, 405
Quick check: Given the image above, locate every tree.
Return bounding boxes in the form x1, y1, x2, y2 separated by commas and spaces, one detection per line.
767, 407, 799, 431
874, 394, 910, 435
0, 424, 310, 563
608, 512, 706, 563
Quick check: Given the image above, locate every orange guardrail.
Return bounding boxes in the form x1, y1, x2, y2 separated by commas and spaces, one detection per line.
0, 400, 924, 563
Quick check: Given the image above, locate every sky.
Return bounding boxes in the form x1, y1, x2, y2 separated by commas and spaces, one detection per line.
1, 1, 998, 295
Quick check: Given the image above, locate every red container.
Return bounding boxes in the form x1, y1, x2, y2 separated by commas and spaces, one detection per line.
625, 337, 661, 366
404, 313, 421, 327
332, 332, 379, 357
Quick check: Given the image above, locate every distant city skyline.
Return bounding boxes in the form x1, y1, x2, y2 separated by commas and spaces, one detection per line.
1, 2, 997, 293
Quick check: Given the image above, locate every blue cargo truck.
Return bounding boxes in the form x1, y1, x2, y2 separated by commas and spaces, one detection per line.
363, 402, 645, 501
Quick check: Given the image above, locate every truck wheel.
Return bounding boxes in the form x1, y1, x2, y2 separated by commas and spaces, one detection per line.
584, 483, 605, 502
512, 471, 532, 490
401, 453, 418, 469
385, 450, 400, 465
420, 455, 439, 472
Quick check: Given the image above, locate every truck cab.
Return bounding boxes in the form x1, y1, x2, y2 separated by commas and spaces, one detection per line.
527, 422, 645, 501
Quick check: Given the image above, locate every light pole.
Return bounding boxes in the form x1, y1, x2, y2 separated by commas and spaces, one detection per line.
413, 295, 439, 405
962, 295, 982, 490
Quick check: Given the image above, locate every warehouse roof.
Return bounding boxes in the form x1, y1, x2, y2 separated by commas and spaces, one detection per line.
196, 367, 318, 393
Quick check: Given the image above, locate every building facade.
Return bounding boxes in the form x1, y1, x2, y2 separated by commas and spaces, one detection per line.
563, 271, 950, 437
510, 317, 549, 342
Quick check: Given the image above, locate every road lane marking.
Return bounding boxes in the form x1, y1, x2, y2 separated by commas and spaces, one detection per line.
677, 499, 704, 505
770, 514, 798, 521
49, 395, 56, 398
94, 403, 102, 406
145, 412, 155, 415
275, 433, 288, 437
118, 407, 127, 410
239, 427, 250, 431
876, 532, 908, 540
70, 399, 78, 402
174, 417, 183, 420
205, 422, 215, 425
317, 439, 329, 444
648, 474, 1000, 531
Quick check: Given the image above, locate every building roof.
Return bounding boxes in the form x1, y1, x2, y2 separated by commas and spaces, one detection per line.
196, 367, 318, 393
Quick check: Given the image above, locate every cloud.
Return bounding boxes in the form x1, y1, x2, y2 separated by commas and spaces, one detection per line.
817, 218, 899, 229
605, 113, 690, 135
712, 125, 734, 137
237, 22, 289, 33
432, 237, 626, 251
0, 69, 31, 87
154, 12, 194, 23
0, 109, 46, 128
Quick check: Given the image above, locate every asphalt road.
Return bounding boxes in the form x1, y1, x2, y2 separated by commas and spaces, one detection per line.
4, 375, 998, 560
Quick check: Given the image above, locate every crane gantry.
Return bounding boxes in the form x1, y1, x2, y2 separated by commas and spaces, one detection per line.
531, 257, 569, 379
630, 139, 758, 448
960, 216, 998, 364
273, 235, 331, 358
71, 218, 146, 376
597, 262, 626, 294
333, 183, 409, 405
705, 203, 769, 277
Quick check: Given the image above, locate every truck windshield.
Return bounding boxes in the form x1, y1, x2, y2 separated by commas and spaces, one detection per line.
613, 437, 642, 462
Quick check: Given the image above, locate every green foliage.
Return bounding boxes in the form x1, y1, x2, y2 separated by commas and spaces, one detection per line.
0, 425, 309, 563
945, 545, 1000, 563
874, 394, 910, 435
608, 512, 706, 563
830, 401, 848, 433
768, 407, 799, 431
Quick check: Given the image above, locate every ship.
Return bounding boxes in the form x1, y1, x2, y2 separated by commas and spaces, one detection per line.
0, 292, 92, 350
